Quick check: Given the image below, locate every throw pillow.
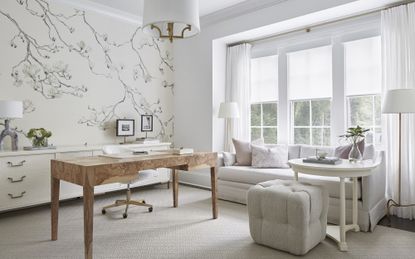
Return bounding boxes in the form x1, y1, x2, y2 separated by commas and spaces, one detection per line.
363, 144, 375, 160
251, 144, 289, 168
222, 152, 236, 166
334, 140, 365, 159
232, 138, 264, 166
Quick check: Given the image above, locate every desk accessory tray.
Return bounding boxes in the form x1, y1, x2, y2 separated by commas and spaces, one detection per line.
303, 157, 342, 165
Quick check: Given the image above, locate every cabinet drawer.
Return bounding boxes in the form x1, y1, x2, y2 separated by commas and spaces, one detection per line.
0, 154, 54, 176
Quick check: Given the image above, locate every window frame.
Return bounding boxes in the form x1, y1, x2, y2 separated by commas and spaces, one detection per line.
290, 98, 332, 145
346, 94, 382, 144
250, 101, 278, 143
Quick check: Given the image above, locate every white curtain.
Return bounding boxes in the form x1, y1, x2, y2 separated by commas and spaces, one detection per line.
382, 3, 415, 219
224, 43, 252, 152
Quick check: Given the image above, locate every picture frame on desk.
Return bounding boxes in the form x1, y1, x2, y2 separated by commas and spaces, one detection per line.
116, 119, 135, 137
141, 115, 153, 132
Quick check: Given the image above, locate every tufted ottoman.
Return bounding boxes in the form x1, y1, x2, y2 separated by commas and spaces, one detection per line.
247, 179, 329, 255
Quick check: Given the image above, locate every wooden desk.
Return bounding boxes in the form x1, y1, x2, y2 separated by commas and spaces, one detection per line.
50, 152, 218, 259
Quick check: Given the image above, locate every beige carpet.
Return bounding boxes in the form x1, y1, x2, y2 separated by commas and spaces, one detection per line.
0, 185, 414, 259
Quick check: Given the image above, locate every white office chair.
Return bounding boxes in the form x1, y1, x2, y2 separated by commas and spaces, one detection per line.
101, 145, 155, 218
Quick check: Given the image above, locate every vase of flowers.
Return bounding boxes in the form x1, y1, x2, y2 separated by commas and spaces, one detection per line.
340, 125, 369, 163
27, 128, 52, 148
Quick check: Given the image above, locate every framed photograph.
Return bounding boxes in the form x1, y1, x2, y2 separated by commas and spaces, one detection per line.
116, 119, 135, 136
141, 115, 153, 132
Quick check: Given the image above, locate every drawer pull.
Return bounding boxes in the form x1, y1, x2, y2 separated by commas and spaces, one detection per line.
7, 160, 26, 167
7, 175, 26, 183
8, 191, 26, 199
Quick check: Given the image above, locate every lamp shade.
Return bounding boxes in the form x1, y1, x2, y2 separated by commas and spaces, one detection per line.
0, 100, 23, 119
218, 102, 239, 118
142, 0, 200, 39
382, 89, 415, 114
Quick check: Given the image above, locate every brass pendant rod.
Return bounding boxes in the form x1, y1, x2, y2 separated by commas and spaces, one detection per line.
150, 23, 192, 43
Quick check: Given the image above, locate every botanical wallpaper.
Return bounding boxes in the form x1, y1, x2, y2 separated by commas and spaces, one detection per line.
0, 0, 174, 147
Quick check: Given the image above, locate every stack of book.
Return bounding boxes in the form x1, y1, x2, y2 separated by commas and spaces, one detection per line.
135, 138, 160, 144
303, 157, 342, 165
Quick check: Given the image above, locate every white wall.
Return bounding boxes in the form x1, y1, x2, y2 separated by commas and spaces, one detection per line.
173, 0, 400, 187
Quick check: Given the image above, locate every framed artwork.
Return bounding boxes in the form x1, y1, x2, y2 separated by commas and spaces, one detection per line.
116, 119, 135, 136
141, 115, 153, 132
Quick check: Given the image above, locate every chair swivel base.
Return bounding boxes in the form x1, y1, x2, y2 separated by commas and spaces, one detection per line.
102, 199, 153, 219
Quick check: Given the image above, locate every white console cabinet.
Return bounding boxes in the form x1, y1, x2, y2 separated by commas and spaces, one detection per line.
0, 143, 171, 212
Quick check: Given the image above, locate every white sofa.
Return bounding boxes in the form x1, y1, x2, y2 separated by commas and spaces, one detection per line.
217, 144, 386, 232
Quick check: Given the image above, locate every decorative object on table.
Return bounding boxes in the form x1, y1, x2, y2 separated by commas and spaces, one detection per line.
26, 128, 52, 149
0, 100, 23, 151
315, 149, 328, 160
140, 115, 153, 141
339, 125, 369, 163
382, 88, 415, 219
116, 119, 135, 144
303, 156, 342, 165
142, 0, 200, 43
219, 102, 240, 152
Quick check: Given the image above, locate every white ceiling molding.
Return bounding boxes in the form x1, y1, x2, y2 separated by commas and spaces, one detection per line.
52, 0, 142, 25
201, 0, 289, 26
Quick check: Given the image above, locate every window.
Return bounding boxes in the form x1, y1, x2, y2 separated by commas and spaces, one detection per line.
344, 37, 382, 144
250, 55, 278, 143
288, 45, 332, 145
292, 99, 331, 145
251, 102, 278, 143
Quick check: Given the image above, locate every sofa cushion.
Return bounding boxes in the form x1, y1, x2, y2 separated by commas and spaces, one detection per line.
334, 140, 365, 159
251, 144, 289, 168
222, 152, 236, 166
233, 138, 264, 166
218, 166, 361, 199
300, 145, 334, 158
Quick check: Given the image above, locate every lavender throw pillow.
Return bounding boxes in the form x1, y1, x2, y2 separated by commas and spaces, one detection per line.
334, 140, 365, 159
232, 138, 264, 166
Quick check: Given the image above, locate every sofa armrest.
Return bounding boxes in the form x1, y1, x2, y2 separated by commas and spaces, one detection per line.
361, 150, 386, 210
217, 153, 225, 167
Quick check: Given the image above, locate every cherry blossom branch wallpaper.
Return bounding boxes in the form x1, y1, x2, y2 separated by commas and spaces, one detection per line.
0, 0, 174, 146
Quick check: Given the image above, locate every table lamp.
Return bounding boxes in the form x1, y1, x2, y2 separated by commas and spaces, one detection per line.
0, 100, 23, 151
218, 102, 240, 152
382, 88, 415, 217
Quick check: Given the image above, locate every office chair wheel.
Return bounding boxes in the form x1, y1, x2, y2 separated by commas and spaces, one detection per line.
148, 207, 153, 213
101, 209, 106, 215
123, 213, 128, 219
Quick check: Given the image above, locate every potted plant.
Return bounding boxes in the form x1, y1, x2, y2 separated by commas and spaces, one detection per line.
27, 128, 52, 148
340, 125, 369, 163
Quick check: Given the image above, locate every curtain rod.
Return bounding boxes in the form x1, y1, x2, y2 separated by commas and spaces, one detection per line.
228, 0, 415, 47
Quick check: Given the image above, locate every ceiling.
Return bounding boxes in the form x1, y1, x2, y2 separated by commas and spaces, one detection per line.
86, 0, 249, 17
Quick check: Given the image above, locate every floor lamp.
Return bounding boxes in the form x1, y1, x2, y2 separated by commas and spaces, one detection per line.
382, 89, 415, 219
218, 102, 240, 152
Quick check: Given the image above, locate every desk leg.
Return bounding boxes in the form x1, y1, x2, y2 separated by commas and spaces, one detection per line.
51, 176, 60, 241
339, 177, 348, 251
172, 169, 178, 207
83, 184, 94, 259
352, 177, 360, 232
210, 167, 218, 219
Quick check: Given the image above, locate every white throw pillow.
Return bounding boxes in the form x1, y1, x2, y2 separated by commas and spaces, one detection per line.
222, 152, 236, 166
363, 144, 375, 161
251, 144, 289, 168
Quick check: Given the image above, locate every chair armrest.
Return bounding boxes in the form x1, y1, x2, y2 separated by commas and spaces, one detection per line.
361, 150, 386, 210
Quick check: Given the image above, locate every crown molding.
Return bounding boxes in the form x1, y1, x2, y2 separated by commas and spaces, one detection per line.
201, 0, 289, 26
52, 0, 142, 25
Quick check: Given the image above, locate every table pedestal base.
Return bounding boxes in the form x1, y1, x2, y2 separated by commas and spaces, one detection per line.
326, 224, 359, 251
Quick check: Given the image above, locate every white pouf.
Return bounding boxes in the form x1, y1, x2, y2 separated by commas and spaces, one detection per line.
247, 180, 328, 255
